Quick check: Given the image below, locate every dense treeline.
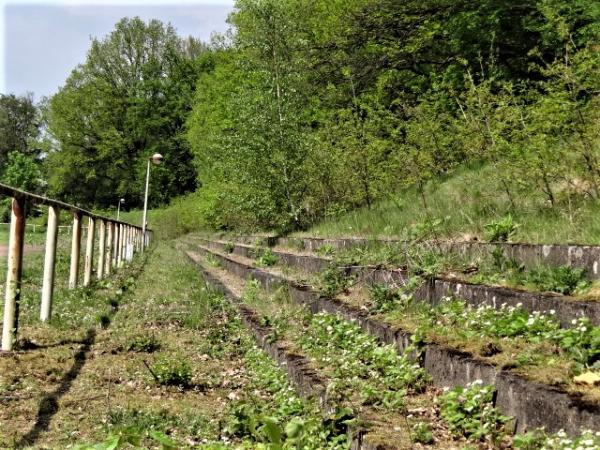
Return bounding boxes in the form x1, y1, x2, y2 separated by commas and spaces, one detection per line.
187, 0, 600, 231
7, 1, 600, 230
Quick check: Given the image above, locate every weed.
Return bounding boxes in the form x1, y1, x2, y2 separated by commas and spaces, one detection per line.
223, 242, 235, 253
524, 265, 590, 295
299, 313, 430, 411
368, 284, 410, 313
315, 244, 335, 257
484, 214, 518, 242
316, 266, 353, 297
412, 421, 434, 444
439, 381, 509, 442
150, 356, 193, 387
204, 253, 221, 268
512, 429, 600, 450
128, 333, 160, 353
256, 248, 278, 267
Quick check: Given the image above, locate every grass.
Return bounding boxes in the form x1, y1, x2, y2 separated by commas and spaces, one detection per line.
0, 239, 351, 449
300, 163, 600, 244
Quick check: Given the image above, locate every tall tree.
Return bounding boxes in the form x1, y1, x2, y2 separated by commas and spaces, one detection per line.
46, 17, 200, 208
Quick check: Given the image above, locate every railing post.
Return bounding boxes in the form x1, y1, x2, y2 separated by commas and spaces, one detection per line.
113, 221, 119, 268
84, 216, 95, 286
97, 220, 106, 279
105, 221, 113, 276
40, 205, 59, 322
116, 223, 123, 267
1, 197, 25, 351
69, 211, 82, 289
128, 226, 133, 261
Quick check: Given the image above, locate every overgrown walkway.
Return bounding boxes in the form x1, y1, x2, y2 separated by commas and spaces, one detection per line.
1, 241, 336, 449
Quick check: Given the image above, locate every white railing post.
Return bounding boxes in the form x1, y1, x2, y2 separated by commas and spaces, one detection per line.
40, 206, 59, 322
105, 221, 113, 276
97, 219, 106, 279
69, 212, 82, 289
1, 197, 25, 351
83, 216, 95, 286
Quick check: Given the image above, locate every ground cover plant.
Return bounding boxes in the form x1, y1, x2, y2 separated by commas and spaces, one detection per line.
203, 253, 600, 448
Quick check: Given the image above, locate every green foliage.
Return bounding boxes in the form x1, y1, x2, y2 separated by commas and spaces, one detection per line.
411, 422, 434, 445
513, 429, 600, 450
46, 17, 201, 208
316, 266, 353, 297
439, 381, 509, 442
128, 333, 160, 353
299, 313, 430, 411
151, 356, 193, 387
484, 215, 519, 242
525, 265, 590, 295
255, 248, 278, 267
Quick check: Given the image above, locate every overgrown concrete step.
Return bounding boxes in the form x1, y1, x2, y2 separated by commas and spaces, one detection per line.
185, 250, 404, 450
223, 234, 600, 280
189, 243, 600, 436
191, 237, 600, 328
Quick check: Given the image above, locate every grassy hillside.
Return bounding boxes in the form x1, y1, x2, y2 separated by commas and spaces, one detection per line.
301, 163, 600, 245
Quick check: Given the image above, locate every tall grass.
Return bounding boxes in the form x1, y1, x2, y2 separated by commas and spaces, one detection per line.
302, 164, 600, 244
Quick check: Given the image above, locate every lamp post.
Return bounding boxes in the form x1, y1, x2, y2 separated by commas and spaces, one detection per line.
116, 198, 125, 221
142, 153, 163, 248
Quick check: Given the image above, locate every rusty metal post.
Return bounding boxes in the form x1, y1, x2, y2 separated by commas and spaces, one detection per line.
68, 212, 82, 289
97, 220, 106, 279
1, 197, 25, 351
40, 205, 59, 322
83, 217, 95, 286
105, 222, 113, 276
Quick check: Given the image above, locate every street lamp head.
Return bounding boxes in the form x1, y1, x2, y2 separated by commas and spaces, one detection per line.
151, 153, 164, 165
120, 198, 125, 203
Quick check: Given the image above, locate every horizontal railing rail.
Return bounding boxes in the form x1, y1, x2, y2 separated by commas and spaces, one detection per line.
0, 183, 153, 351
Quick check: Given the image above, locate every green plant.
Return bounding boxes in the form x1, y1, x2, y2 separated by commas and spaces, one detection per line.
484, 214, 518, 242
412, 421, 434, 444
150, 356, 193, 387
128, 333, 160, 353
256, 248, 278, 267
524, 265, 590, 295
204, 253, 221, 268
439, 381, 509, 442
513, 429, 600, 450
316, 266, 353, 297
223, 242, 235, 253
368, 284, 409, 313
315, 244, 335, 257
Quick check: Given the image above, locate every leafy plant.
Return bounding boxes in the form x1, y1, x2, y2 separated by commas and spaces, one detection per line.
524, 265, 590, 295
368, 284, 409, 313
223, 242, 235, 253
484, 214, 518, 242
256, 248, 278, 267
128, 333, 160, 353
316, 266, 353, 297
315, 244, 335, 257
150, 356, 193, 387
412, 421, 434, 444
439, 381, 509, 442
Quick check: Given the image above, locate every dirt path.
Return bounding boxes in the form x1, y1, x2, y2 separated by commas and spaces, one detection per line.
0, 244, 43, 257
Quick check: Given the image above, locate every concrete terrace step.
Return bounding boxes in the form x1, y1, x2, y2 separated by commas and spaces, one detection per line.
188, 237, 600, 328
187, 242, 600, 436
209, 234, 600, 281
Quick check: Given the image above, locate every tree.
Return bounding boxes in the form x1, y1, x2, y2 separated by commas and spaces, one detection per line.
46, 17, 200, 208
0, 93, 41, 173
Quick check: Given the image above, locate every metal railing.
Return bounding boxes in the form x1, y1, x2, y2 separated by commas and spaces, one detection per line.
0, 183, 152, 351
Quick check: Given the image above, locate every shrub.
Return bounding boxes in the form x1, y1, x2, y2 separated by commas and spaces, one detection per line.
484, 214, 518, 242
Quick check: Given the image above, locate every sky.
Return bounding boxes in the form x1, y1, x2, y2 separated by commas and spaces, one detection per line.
0, 0, 235, 99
